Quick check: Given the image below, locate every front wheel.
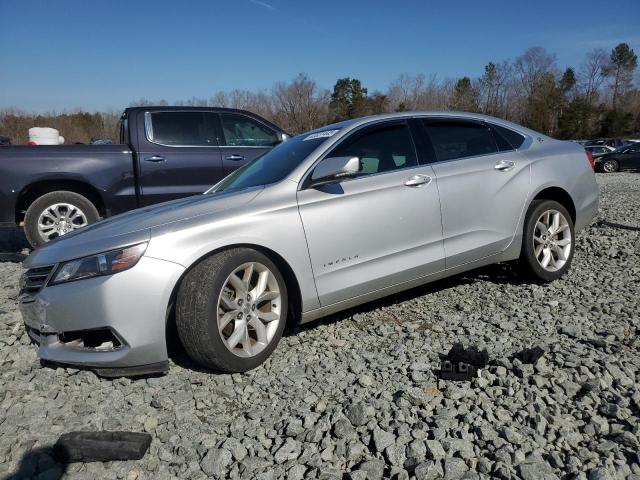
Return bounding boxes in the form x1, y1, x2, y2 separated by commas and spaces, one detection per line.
519, 200, 575, 283
602, 158, 619, 173
176, 248, 288, 373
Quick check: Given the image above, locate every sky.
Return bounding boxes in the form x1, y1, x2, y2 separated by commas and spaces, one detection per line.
1, 0, 639, 113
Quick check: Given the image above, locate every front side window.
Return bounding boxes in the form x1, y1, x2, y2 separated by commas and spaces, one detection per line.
329, 123, 417, 176
148, 112, 217, 146
220, 113, 279, 147
422, 120, 498, 161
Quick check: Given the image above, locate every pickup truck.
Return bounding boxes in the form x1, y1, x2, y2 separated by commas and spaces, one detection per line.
0, 106, 288, 246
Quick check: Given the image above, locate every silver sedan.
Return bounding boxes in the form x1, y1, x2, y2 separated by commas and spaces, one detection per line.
19, 112, 599, 376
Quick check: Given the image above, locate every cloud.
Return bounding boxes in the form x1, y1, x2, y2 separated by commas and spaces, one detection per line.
246, 0, 330, 37
249, 0, 274, 10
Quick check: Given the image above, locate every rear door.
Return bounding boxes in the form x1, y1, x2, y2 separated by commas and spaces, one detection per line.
137, 111, 223, 206
297, 120, 445, 307
219, 113, 281, 175
418, 118, 531, 268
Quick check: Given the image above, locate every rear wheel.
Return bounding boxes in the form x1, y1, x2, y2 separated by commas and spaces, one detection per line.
176, 248, 288, 372
602, 158, 619, 173
519, 200, 575, 282
24, 191, 99, 247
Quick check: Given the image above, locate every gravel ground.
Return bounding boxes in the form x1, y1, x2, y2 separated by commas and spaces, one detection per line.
1, 173, 639, 480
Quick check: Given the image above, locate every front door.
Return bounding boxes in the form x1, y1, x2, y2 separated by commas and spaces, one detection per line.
618, 143, 640, 171
297, 121, 445, 307
219, 112, 281, 175
137, 111, 223, 206
418, 119, 531, 268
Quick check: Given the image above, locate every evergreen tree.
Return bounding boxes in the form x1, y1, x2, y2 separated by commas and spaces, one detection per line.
605, 43, 637, 108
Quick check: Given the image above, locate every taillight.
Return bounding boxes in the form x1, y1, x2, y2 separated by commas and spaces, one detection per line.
585, 150, 595, 171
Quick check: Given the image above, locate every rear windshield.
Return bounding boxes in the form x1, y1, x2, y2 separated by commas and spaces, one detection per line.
209, 131, 337, 193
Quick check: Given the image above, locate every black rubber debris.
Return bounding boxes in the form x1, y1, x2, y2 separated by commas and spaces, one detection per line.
438, 343, 490, 381
439, 360, 480, 380
53, 431, 152, 463
513, 346, 545, 364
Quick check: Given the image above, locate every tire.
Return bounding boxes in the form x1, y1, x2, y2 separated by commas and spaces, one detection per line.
602, 158, 619, 173
24, 191, 100, 247
176, 248, 288, 373
519, 200, 575, 283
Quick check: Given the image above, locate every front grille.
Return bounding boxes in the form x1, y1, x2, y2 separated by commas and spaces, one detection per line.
20, 265, 55, 295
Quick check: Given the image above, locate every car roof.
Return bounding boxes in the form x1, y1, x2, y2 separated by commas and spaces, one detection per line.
304, 111, 543, 138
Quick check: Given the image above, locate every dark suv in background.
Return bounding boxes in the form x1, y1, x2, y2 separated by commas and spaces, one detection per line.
0, 107, 288, 246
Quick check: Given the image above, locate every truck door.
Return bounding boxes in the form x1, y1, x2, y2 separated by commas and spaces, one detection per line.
137, 111, 224, 206
218, 113, 282, 175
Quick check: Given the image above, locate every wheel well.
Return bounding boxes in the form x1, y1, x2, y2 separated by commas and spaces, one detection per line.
532, 187, 576, 224
165, 244, 303, 353
15, 180, 106, 224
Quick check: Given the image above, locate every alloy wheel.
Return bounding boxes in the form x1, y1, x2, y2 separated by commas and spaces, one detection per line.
603, 160, 617, 173
216, 262, 282, 357
37, 203, 88, 242
533, 209, 572, 272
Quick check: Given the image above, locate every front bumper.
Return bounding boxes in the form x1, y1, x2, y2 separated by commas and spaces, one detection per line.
19, 256, 185, 375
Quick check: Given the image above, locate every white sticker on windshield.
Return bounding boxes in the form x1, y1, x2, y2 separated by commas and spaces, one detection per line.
303, 129, 339, 141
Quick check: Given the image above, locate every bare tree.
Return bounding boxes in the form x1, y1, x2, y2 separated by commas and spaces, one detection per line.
579, 48, 608, 101
513, 47, 558, 97
478, 61, 512, 117
387, 73, 449, 111
270, 74, 329, 134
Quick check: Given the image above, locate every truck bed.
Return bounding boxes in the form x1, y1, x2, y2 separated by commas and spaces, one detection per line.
0, 144, 137, 225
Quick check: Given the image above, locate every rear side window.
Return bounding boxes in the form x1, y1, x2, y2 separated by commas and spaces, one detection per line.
119, 115, 128, 145
491, 123, 525, 150
220, 113, 279, 147
422, 120, 497, 161
147, 112, 218, 146
330, 123, 418, 176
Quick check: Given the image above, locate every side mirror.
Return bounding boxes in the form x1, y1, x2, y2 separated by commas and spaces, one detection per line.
310, 156, 360, 187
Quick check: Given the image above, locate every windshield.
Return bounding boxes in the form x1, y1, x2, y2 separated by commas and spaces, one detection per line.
209, 131, 338, 193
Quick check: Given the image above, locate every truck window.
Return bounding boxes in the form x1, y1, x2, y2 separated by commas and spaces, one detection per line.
146, 112, 217, 147
220, 113, 279, 147
119, 115, 128, 145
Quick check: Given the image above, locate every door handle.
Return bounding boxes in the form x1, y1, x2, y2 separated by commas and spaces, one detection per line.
404, 174, 432, 187
144, 155, 165, 163
225, 155, 245, 161
494, 160, 515, 171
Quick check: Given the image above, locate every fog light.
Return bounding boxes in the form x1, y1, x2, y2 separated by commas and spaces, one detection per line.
58, 328, 123, 351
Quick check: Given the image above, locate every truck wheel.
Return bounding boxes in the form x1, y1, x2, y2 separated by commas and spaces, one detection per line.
24, 191, 99, 247
176, 248, 288, 373
519, 200, 575, 283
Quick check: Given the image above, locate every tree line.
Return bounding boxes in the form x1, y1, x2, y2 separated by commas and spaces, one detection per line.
1, 43, 638, 144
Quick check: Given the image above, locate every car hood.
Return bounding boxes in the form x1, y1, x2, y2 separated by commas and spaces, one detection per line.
24, 187, 263, 267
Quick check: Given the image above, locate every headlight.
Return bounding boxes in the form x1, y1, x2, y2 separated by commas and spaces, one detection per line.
50, 243, 148, 285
